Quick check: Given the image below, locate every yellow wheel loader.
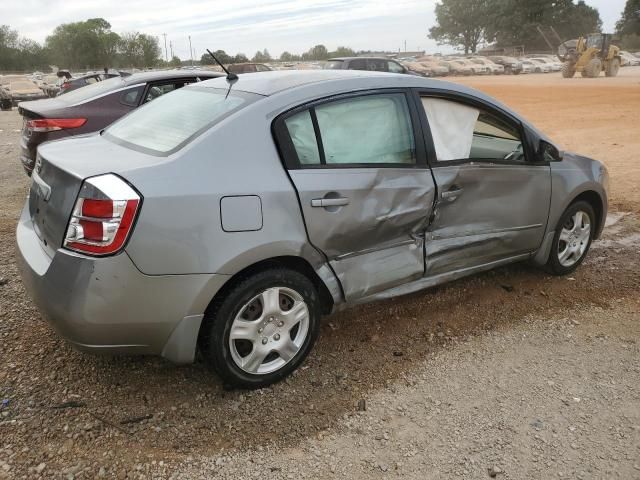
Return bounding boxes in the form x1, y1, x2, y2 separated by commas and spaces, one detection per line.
558, 33, 622, 78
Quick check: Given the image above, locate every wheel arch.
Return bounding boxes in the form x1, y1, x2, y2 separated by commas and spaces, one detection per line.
571, 190, 605, 239
204, 255, 339, 319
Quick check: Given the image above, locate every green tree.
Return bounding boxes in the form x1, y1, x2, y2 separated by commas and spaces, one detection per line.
616, 0, 640, 36
169, 55, 182, 67
279, 51, 293, 61
233, 53, 249, 63
487, 0, 601, 51
429, 0, 491, 54
118, 32, 160, 68
252, 49, 272, 62
304, 44, 329, 60
329, 46, 355, 57
45, 18, 120, 69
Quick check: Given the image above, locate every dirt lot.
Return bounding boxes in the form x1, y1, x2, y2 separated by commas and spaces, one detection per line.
0, 69, 639, 480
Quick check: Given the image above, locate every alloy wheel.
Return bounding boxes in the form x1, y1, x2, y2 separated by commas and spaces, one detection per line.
557, 210, 591, 267
229, 287, 310, 375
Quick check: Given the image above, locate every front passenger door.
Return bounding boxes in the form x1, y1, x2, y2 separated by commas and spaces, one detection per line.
417, 95, 551, 276
274, 92, 436, 301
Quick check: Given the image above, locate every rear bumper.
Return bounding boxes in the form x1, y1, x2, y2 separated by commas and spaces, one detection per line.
16, 202, 229, 363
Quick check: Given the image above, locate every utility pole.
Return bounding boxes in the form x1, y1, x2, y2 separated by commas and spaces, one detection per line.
188, 36, 193, 67
404, 40, 407, 53
162, 33, 168, 62
169, 41, 174, 59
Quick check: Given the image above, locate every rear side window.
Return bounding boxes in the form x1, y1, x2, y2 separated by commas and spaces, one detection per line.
349, 59, 367, 70
281, 93, 416, 167
105, 87, 253, 155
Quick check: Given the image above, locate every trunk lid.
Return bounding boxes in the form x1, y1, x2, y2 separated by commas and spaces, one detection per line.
29, 133, 163, 258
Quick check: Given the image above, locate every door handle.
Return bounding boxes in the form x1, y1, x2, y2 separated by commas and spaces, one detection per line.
441, 188, 463, 200
311, 197, 350, 208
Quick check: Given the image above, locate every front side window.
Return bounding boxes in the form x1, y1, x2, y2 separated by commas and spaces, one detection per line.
388, 61, 405, 73
282, 93, 416, 167
323, 60, 344, 70
106, 87, 251, 154
421, 97, 525, 163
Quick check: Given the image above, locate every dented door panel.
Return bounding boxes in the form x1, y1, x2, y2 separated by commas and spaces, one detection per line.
426, 163, 551, 275
289, 167, 435, 300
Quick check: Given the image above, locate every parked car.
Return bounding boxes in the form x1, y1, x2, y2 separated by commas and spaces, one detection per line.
468, 57, 504, 74
0, 77, 48, 110
488, 56, 523, 74
323, 57, 415, 75
441, 59, 475, 76
227, 63, 273, 74
400, 61, 432, 77
17, 70, 608, 388
57, 72, 121, 95
620, 51, 640, 66
523, 58, 552, 73
416, 57, 450, 76
17, 70, 222, 175
529, 57, 562, 72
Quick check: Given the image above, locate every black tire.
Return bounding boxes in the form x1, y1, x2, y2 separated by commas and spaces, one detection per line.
584, 58, 602, 78
199, 268, 321, 389
561, 61, 576, 78
0, 100, 11, 111
605, 58, 620, 77
545, 201, 596, 276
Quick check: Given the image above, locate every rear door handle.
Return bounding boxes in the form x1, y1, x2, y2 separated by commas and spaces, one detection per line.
311, 197, 350, 207
441, 188, 463, 200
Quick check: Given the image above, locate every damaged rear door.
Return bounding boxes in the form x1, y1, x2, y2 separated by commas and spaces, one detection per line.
274, 90, 435, 301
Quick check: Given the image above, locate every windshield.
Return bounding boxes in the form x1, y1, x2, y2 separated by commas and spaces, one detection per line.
105, 87, 252, 155
57, 76, 126, 103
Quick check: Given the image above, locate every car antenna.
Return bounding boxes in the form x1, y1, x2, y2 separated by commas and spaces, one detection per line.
207, 49, 238, 83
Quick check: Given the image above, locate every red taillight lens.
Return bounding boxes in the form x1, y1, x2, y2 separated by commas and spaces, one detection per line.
61, 82, 70, 89
27, 118, 86, 132
64, 174, 141, 256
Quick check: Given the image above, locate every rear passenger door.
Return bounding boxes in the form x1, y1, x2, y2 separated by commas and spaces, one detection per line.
274, 91, 436, 301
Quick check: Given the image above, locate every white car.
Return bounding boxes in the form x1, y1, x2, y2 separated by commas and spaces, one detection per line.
520, 59, 550, 73
530, 57, 562, 72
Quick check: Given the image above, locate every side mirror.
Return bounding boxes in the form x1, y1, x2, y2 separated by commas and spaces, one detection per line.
540, 140, 564, 162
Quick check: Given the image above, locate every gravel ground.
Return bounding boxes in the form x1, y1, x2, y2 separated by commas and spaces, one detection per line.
1, 71, 639, 479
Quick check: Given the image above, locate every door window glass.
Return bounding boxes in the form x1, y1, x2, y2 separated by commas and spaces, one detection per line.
145, 82, 176, 102
367, 59, 387, 71
388, 61, 405, 73
421, 97, 524, 162
349, 59, 367, 70
284, 110, 321, 165
316, 94, 415, 165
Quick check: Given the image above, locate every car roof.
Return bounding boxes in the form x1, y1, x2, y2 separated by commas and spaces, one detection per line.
121, 69, 223, 86
328, 57, 393, 61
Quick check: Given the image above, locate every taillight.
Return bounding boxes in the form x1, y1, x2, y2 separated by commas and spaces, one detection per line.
61, 82, 71, 89
27, 118, 86, 132
64, 174, 141, 256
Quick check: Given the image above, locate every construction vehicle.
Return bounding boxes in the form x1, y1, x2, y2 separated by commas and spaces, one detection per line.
557, 33, 622, 78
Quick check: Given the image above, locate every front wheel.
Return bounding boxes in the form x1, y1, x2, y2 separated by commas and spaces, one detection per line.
0, 99, 11, 111
545, 201, 595, 275
562, 61, 576, 78
199, 268, 321, 389
605, 58, 620, 77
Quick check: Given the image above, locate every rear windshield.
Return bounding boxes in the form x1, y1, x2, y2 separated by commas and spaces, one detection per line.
57, 76, 127, 103
104, 87, 253, 155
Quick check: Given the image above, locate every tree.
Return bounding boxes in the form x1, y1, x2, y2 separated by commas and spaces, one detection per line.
429, 0, 491, 54
252, 49, 272, 62
329, 46, 355, 57
616, 0, 640, 36
169, 55, 182, 67
118, 32, 160, 68
279, 51, 293, 61
486, 0, 601, 51
233, 53, 249, 63
45, 18, 120, 69
304, 44, 329, 60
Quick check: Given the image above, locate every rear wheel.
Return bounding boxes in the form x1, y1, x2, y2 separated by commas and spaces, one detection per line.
545, 201, 595, 276
0, 99, 11, 111
561, 62, 576, 78
199, 268, 321, 389
605, 58, 620, 77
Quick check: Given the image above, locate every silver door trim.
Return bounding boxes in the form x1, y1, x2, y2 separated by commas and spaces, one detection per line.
431, 223, 543, 241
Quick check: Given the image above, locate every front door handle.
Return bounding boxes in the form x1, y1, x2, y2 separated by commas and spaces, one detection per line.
311, 197, 350, 208
441, 188, 463, 200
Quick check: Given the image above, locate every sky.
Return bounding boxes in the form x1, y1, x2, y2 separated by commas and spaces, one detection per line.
3, 0, 628, 60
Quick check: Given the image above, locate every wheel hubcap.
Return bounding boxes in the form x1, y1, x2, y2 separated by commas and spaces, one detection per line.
558, 210, 591, 267
229, 287, 310, 375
